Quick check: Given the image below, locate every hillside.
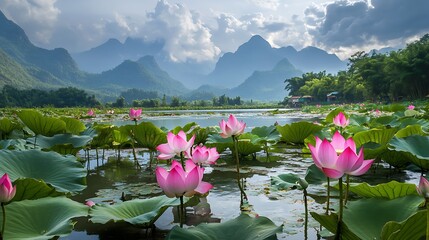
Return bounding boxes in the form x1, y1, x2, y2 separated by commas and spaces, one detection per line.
86, 56, 189, 96
229, 58, 302, 101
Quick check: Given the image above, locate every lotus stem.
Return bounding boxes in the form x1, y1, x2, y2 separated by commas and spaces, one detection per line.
1, 203, 5, 238
326, 177, 330, 215
344, 174, 350, 206
335, 177, 344, 240
304, 188, 308, 240
232, 135, 248, 206
179, 196, 184, 228
426, 199, 429, 240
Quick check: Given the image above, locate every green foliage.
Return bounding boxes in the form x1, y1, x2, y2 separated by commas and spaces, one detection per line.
380, 210, 427, 240
286, 34, 429, 102
89, 196, 185, 226
0, 149, 87, 194
388, 135, 429, 170
0, 197, 88, 240
166, 214, 282, 240
347, 181, 418, 200
1, 85, 100, 108
276, 121, 323, 144
17, 109, 66, 137
130, 122, 166, 150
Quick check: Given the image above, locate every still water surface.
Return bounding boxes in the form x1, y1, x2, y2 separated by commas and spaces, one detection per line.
62, 109, 417, 239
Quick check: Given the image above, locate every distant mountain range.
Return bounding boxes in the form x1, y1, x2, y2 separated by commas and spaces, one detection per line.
0, 10, 353, 101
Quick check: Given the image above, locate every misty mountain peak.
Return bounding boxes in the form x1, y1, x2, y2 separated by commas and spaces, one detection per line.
237, 35, 272, 52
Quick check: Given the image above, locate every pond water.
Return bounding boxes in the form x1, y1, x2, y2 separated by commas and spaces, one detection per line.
62, 109, 419, 240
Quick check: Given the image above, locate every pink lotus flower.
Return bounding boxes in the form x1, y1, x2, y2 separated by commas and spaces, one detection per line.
333, 112, 349, 128
0, 173, 16, 203
156, 160, 213, 198
156, 131, 195, 160
219, 114, 246, 138
129, 108, 142, 121
187, 145, 220, 165
85, 200, 95, 207
408, 105, 415, 110
87, 109, 95, 117
417, 176, 429, 198
308, 134, 373, 179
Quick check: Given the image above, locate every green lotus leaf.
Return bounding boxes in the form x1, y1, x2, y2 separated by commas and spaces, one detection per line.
17, 109, 66, 136
380, 210, 427, 240
342, 195, 422, 239
379, 150, 412, 168
206, 134, 233, 153
60, 117, 86, 135
0, 197, 88, 240
166, 214, 282, 240
193, 126, 219, 145
347, 181, 418, 200
129, 122, 166, 150
310, 212, 360, 240
304, 164, 326, 185
0, 150, 86, 193
0, 139, 29, 150
370, 116, 398, 128
112, 127, 131, 146
312, 195, 422, 239
276, 121, 323, 144
388, 135, 429, 170
12, 178, 65, 201
235, 139, 262, 156
89, 195, 184, 226
394, 124, 426, 138
404, 109, 419, 117
271, 173, 305, 190
90, 124, 114, 148
29, 133, 92, 149
251, 125, 280, 144
0, 117, 21, 136
352, 128, 397, 159
397, 118, 429, 131
349, 115, 371, 127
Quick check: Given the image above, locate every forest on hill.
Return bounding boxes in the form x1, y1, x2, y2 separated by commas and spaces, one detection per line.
285, 34, 429, 102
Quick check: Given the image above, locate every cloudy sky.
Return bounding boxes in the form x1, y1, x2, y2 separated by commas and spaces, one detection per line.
1, 0, 428, 61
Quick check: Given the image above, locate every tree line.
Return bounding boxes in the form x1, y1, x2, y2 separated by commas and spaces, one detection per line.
0, 85, 100, 108
285, 34, 429, 102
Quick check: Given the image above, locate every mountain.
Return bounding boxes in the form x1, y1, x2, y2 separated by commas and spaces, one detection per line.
182, 84, 229, 101
206, 35, 282, 88
72, 37, 164, 73
229, 58, 302, 101
206, 35, 346, 88
0, 11, 84, 84
86, 55, 189, 96
0, 48, 55, 89
283, 46, 347, 74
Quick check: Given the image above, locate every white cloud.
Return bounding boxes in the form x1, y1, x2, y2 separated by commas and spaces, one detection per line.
0, 0, 60, 45
139, 0, 220, 62
248, 0, 280, 10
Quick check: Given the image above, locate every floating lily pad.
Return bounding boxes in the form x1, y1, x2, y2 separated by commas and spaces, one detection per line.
0, 150, 86, 194
381, 210, 427, 240
166, 214, 282, 240
347, 181, 418, 199
0, 197, 88, 240
89, 195, 190, 227
276, 122, 323, 144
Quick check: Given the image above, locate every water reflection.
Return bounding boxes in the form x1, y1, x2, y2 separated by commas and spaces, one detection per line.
65, 110, 419, 240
